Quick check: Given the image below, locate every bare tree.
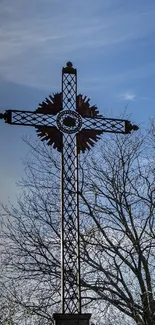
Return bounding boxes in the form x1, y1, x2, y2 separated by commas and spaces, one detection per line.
1, 121, 155, 325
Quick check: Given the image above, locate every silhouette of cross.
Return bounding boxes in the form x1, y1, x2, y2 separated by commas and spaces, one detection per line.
0, 62, 138, 315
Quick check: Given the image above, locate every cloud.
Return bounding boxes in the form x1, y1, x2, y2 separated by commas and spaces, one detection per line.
118, 92, 153, 102
0, 0, 155, 90
119, 92, 136, 101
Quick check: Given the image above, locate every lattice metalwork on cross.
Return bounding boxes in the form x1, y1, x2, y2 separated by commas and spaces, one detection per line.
0, 62, 138, 314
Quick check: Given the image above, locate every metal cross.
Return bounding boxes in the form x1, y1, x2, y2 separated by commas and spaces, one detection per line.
0, 62, 138, 315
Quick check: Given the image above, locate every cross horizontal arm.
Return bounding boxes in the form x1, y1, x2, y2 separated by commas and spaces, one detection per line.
0, 110, 56, 127
82, 116, 138, 134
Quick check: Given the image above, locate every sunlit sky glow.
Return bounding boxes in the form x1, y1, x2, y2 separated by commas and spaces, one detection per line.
0, 0, 155, 204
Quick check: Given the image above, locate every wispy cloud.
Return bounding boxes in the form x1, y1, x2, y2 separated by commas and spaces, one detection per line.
119, 92, 136, 101
0, 0, 155, 207
0, 0, 155, 89
118, 91, 153, 102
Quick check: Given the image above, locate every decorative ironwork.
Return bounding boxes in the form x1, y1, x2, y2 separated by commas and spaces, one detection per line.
1, 110, 56, 127
57, 110, 82, 134
77, 129, 103, 153
82, 116, 130, 133
35, 93, 62, 150
61, 132, 80, 313
76, 94, 100, 118
36, 93, 62, 115
0, 62, 139, 315
60, 64, 81, 313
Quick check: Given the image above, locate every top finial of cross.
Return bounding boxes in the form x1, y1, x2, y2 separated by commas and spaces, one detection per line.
66, 61, 73, 68
63, 61, 76, 74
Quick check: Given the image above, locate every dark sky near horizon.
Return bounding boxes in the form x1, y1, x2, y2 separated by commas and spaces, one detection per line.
0, 0, 155, 205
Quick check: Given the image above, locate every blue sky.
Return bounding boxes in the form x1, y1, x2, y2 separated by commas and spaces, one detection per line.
0, 0, 155, 204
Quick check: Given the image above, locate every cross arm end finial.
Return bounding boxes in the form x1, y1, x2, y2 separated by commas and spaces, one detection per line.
0, 112, 5, 119
0, 111, 11, 123
132, 124, 139, 131
125, 120, 139, 133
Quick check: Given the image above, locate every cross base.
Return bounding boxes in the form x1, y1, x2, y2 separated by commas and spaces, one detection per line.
53, 314, 92, 325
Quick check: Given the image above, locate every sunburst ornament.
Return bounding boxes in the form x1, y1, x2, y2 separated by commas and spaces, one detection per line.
35, 93, 103, 153
35, 93, 63, 150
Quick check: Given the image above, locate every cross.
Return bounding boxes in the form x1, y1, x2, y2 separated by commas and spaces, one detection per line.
0, 62, 138, 321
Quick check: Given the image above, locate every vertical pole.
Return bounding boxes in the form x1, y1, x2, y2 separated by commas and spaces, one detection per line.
61, 64, 65, 314
62, 133, 78, 313
75, 64, 81, 313
75, 138, 81, 313
61, 63, 82, 313
61, 150, 64, 314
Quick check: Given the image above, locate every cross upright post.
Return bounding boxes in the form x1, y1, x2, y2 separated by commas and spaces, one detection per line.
0, 62, 138, 325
